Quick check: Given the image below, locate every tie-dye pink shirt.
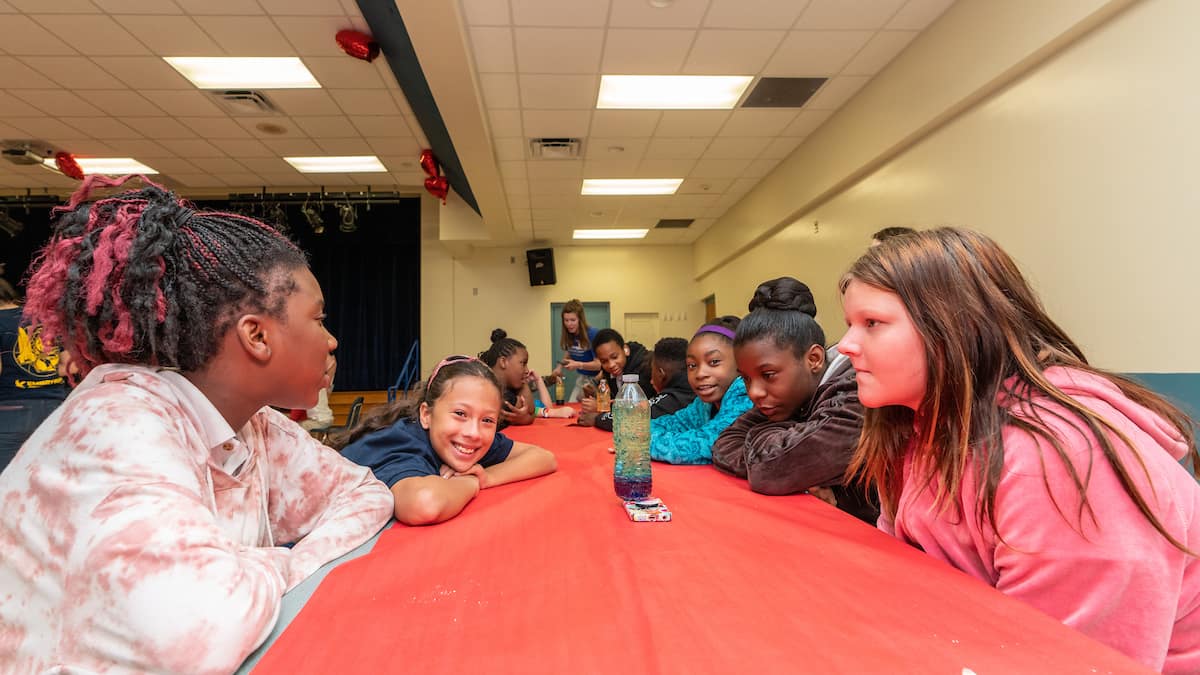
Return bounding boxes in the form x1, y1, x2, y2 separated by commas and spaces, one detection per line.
0, 365, 394, 674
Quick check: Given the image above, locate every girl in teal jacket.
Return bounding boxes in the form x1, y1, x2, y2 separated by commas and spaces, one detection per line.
650, 317, 754, 464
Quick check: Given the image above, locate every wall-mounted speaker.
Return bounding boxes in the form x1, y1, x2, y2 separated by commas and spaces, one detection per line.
526, 247, 556, 286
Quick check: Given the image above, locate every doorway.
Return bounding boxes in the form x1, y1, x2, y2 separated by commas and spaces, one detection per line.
549, 301, 610, 399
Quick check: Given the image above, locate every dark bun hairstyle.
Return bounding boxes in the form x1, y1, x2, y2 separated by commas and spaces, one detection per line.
735, 277, 824, 358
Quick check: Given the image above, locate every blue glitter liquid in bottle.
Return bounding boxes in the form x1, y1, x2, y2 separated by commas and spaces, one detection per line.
612, 374, 652, 500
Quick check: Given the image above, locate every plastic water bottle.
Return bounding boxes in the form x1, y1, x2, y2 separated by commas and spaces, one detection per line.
596, 377, 611, 413
612, 373, 651, 500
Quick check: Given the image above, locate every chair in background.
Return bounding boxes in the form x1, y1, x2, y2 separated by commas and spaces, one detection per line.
311, 396, 364, 445
387, 340, 421, 403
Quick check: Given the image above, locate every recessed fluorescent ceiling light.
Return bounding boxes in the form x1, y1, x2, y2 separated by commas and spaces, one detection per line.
164, 57, 321, 89
44, 157, 158, 175
573, 229, 649, 240
597, 75, 753, 109
284, 156, 387, 173
581, 178, 682, 195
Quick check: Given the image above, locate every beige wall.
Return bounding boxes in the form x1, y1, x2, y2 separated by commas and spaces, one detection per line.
422, 227, 704, 376
699, 0, 1200, 373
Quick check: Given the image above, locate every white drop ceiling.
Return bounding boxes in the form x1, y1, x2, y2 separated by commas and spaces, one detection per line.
0, 0, 956, 247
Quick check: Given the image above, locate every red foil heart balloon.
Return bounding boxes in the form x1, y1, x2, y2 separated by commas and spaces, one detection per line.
335, 29, 380, 62
55, 152, 84, 180
419, 149, 438, 178
424, 176, 449, 204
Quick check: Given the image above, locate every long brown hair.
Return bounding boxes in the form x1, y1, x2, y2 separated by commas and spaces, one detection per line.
328, 356, 501, 450
841, 227, 1197, 550
559, 299, 591, 351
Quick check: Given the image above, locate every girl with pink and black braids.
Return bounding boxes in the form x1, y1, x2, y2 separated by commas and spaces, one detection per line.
0, 175, 393, 674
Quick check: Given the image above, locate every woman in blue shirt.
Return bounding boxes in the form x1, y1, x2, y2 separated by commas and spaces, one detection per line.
552, 299, 600, 401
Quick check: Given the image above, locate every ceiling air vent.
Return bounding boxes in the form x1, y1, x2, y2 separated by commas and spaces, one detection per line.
207, 90, 279, 116
741, 77, 827, 108
1, 140, 53, 166
655, 218, 694, 229
529, 138, 582, 159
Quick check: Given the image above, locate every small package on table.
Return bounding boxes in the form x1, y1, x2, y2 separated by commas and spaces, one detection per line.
624, 498, 672, 522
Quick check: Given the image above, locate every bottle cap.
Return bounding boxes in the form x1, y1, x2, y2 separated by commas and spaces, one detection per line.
621, 374, 639, 382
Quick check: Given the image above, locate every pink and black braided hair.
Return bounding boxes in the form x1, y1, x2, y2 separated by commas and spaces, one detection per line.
22, 174, 306, 378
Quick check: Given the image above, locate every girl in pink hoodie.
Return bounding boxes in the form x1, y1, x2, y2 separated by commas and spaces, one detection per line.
838, 228, 1200, 673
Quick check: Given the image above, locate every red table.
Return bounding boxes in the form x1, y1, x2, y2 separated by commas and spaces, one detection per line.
253, 416, 1150, 674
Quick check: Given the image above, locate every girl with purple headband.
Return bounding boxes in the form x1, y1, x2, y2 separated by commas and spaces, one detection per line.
333, 355, 556, 525
647, 316, 753, 464
712, 277, 878, 524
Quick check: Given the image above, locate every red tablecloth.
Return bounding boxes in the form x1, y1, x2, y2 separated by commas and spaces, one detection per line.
253, 417, 1150, 674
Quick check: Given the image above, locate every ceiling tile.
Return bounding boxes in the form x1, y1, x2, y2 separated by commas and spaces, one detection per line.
654, 110, 731, 137
315, 137, 373, 154
507, 193, 530, 208
718, 109, 799, 137
765, 31, 873, 76
35, 15, 151, 55
274, 16, 359, 57
608, 0, 708, 28
0, 57, 57, 88
479, 73, 520, 109
0, 15, 76, 55
93, 0, 183, 13
806, 75, 870, 110
291, 115, 358, 137
173, 0, 264, 16
503, 177, 529, 194
519, 74, 597, 109
602, 29, 694, 75
261, 137, 324, 155
92, 57, 194, 89
107, 139, 172, 156
688, 158, 752, 178
178, 116, 251, 138
470, 27, 516, 73
782, 108, 830, 135
645, 137, 709, 160
682, 30, 785, 75
158, 138, 226, 157
583, 158, 640, 176
5, 117, 83, 138
329, 89, 400, 116
194, 15, 296, 56
23, 57, 128, 90
7, 0, 99, 12
584, 137, 648, 160
759, 135, 806, 159
523, 110, 591, 138
303, 56, 387, 88
125, 116, 197, 139
461, 0, 510, 25
188, 157, 251, 173
590, 110, 659, 137
218, 172, 263, 187
112, 15, 223, 55
527, 178, 577, 195
488, 109, 524, 137
256, 0, 343, 16
513, 28, 603, 74
145, 157, 202, 173
497, 160, 527, 179
703, 0, 808, 29
494, 137, 526, 161
266, 89, 342, 116
795, 0, 906, 30
232, 114, 299, 137
140, 90, 226, 117
843, 30, 917, 75
511, 0, 608, 26
367, 136, 419, 156
0, 93, 44, 117
678, 177, 732, 194
209, 139, 278, 158
887, 0, 956, 30
636, 158, 695, 176
701, 136, 772, 160
11, 90, 105, 117
527, 161, 583, 181
45, 138, 121, 155
170, 173, 229, 187
58, 116, 142, 139
743, 157, 782, 178
350, 115, 412, 138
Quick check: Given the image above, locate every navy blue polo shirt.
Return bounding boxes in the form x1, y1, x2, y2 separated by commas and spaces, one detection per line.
340, 417, 513, 487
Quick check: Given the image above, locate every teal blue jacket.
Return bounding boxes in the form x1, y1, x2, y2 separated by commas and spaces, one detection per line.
649, 377, 753, 465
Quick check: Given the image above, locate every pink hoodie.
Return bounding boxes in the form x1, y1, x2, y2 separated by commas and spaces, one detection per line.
881, 367, 1200, 673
